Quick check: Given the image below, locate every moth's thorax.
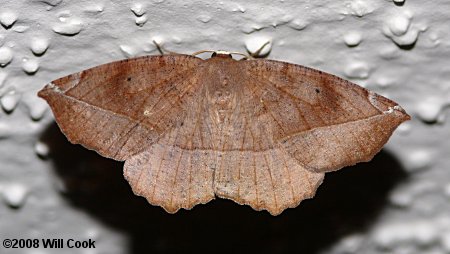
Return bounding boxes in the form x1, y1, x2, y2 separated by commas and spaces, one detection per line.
203, 59, 240, 125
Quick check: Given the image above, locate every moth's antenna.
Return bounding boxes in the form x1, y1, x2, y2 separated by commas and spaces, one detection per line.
152, 40, 179, 55
228, 51, 253, 60
153, 40, 164, 55
191, 50, 216, 56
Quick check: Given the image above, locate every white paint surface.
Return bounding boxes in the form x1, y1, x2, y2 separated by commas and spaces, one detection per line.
1, 0, 449, 253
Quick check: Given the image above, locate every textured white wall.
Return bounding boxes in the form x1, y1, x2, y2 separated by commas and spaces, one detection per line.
1, 0, 449, 253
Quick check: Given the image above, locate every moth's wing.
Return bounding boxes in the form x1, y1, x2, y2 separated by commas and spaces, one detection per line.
212, 143, 325, 216
242, 59, 410, 173
38, 54, 202, 161
40, 54, 217, 212
194, 61, 324, 216
123, 83, 217, 213
213, 58, 411, 215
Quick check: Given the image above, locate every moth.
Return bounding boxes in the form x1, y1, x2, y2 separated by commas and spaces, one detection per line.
38, 51, 410, 215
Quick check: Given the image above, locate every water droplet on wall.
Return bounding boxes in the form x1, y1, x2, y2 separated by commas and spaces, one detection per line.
35, 141, 50, 158
415, 97, 448, 123
1, 183, 28, 208
288, 19, 308, 30
333, 234, 364, 254
391, 29, 420, 47
12, 25, 29, 33
427, 31, 441, 47
52, 21, 82, 36
0, 11, 18, 28
232, 4, 246, 13
346, 0, 374, 17
135, 15, 148, 26
344, 62, 370, 79
403, 149, 433, 172
373, 220, 439, 249
85, 4, 104, 13
197, 14, 212, 23
119, 45, 137, 58
389, 15, 411, 36
343, 32, 362, 47
376, 76, 397, 88
0, 47, 13, 66
131, 3, 146, 16
383, 12, 422, 48
30, 37, 50, 56
40, 0, 62, 8
393, 0, 405, 4
1, 91, 20, 113
28, 99, 48, 121
172, 36, 182, 44
389, 189, 413, 207
379, 45, 401, 60
22, 58, 40, 74
245, 37, 272, 57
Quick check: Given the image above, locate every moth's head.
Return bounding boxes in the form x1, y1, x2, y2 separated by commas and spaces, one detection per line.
211, 50, 233, 59
192, 50, 248, 60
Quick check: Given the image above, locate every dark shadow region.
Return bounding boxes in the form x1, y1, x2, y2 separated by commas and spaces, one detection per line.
40, 123, 408, 254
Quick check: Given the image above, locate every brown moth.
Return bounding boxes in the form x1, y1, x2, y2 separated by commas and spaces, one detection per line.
38, 52, 410, 215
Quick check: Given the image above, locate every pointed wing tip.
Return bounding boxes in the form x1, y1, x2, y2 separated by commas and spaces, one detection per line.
388, 105, 411, 124
368, 90, 411, 121
396, 106, 411, 121
37, 85, 50, 99
37, 82, 62, 100
37, 90, 46, 100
